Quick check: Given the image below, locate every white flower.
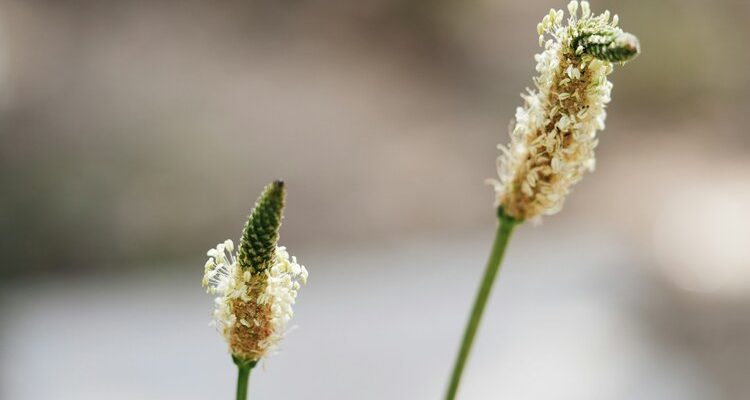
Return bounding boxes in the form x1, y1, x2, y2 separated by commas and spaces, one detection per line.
489, 1, 638, 221
203, 241, 308, 361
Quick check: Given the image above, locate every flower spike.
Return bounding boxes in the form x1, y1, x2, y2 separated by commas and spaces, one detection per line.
447, 4, 639, 399
202, 180, 308, 365
488, 0, 640, 221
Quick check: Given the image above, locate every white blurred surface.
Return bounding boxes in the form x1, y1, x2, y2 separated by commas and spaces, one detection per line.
0, 225, 719, 399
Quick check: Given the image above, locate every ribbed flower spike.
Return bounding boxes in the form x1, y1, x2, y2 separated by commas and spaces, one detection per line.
570, 3, 640, 63
202, 180, 308, 366
575, 31, 640, 62
238, 180, 285, 274
488, 1, 639, 221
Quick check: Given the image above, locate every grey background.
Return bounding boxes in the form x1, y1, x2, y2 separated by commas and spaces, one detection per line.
2, 0, 749, 399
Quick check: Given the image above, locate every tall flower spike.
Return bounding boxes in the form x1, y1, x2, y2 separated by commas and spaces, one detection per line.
447, 5, 639, 399
488, 0, 639, 221
202, 180, 308, 367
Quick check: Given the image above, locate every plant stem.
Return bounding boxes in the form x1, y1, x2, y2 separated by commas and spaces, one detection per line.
233, 356, 257, 400
236, 364, 252, 400
445, 208, 519, 400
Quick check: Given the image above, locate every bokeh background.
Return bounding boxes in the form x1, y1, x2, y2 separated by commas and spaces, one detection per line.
1, 0, 749, 399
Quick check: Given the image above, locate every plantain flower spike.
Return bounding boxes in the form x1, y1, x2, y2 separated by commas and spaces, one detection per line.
488, 1, 639, 221
202, 180, 308, 367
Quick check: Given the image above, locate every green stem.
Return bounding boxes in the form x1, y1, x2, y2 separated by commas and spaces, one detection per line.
233, 357, 257, 400
445, 208, 519, 400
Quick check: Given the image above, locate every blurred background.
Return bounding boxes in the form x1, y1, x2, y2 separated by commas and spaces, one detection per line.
1, 0, 749, 399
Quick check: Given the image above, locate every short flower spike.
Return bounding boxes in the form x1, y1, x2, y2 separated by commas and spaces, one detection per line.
202, 181, 308, 363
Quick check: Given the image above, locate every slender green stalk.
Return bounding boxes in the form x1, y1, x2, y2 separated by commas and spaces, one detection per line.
445, 208, 519, 400
233, 357, 257, 400
236, 364, 252, 400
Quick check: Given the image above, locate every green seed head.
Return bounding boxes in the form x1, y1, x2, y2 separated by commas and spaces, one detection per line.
238, 180, 285, 273
575, 30, 640, 62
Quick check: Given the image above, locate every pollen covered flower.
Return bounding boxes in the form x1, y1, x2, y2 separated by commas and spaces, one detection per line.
488, 1, 639, 221
202, 181, 308, 363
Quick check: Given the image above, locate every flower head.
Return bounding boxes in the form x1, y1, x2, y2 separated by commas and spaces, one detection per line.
202, 181, 308, 363
488, 1, 639, 221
